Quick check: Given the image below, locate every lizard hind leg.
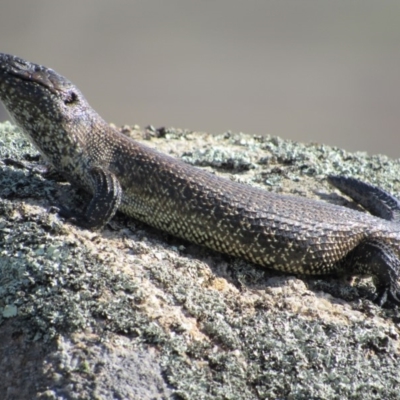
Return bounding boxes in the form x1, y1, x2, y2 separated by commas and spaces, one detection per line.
342, 239, 400, 306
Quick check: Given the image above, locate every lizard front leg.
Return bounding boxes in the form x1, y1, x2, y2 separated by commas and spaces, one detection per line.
58, 166, 122, 230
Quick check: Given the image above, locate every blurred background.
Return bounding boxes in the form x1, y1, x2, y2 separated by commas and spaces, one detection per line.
1, 1, 400, 157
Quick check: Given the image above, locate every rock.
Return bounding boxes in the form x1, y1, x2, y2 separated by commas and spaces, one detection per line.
0, 121, 399, 399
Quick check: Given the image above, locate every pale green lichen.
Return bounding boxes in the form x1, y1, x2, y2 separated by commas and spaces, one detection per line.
2, 304, 17, 318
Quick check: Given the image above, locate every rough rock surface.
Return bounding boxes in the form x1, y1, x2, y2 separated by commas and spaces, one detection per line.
0, 121, 400, 399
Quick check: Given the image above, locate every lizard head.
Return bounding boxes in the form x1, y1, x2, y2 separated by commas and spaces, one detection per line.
0, 52, 97, 166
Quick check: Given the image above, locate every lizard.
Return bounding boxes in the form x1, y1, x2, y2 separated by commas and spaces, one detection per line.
0, 52, 399, 306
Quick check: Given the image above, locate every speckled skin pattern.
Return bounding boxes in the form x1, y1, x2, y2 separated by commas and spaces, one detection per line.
1, 53, 400, 305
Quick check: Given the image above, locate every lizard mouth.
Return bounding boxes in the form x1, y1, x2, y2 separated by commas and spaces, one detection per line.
8, 66, 61, 96
0, 52, 64, 96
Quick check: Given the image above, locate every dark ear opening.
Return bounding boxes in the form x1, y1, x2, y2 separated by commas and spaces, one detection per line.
64, 90, 78, 105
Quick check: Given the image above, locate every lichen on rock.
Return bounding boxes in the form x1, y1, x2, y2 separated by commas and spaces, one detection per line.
0, 121, 400, 399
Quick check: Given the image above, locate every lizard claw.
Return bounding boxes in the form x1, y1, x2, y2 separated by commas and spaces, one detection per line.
388, 284, 400, 306
375, 283, 400, 307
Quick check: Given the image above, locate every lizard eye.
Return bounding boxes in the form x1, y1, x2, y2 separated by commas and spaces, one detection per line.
63, 90, 78, 105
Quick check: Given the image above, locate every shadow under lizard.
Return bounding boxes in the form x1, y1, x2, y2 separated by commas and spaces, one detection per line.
0, 52, 400, 306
